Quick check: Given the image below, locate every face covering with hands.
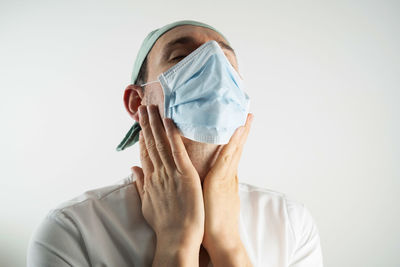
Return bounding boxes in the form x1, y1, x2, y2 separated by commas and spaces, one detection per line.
116, 37, 250, 151
140, 40, 250, 145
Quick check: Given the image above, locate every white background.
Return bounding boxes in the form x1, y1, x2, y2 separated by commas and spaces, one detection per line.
1, 0, 399, 266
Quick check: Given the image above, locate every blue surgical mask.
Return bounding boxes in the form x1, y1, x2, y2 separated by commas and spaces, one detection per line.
141, 40, 250, 144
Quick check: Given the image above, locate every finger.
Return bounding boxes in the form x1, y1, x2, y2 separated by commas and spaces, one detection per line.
131, 166, 145, 202
139, 105, 163, 169
206, 125, 245, 179
139, 131, 154, 173
163, 118, 192, 174
228, 113, 254, 176
147, 105, 176, 175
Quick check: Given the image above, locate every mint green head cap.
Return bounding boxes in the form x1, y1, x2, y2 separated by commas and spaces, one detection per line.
116, 20, 230, 151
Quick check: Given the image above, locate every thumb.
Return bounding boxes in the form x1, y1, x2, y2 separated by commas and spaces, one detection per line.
131, 166, 145, 202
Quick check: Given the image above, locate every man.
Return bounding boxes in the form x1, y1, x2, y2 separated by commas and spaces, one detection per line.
27, 20, 323, 266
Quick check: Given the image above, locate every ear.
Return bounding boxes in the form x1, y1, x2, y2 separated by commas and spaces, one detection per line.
123, 84, 144, 122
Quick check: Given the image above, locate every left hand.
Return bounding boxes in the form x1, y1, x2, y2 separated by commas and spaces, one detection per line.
202, 113, 253, 253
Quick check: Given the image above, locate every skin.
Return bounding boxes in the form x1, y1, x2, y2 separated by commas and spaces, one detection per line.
123, 25, 254, 267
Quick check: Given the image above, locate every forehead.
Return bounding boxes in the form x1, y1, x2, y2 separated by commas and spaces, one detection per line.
158, 25, 227, 47
148, 25, 230, 59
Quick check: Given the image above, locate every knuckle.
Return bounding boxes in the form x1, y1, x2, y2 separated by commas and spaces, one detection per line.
146, 139, 156, 150
157, 167, 166, 177
155, 142, 168, 153
173, 169, 185, 178
222, 154, 231, 163
146, 175, 154, 186
171, 149, 184, 158
140, 120, 149, 128
171, 170, 179, 178
157, 175, 165, 186
140, 150, 150, 160
143, 181, 149, 191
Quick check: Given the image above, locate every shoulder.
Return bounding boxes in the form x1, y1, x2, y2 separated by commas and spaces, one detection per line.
51, 174, 136, 213
237, 181, 309, 233
238, 181, 313, 220
41, 174, 140, 230
238, 181, 319, 234
28, 174, 139, 266
238, 182, 323, 266
39, 174, 139, 227
238, 182, 301, 218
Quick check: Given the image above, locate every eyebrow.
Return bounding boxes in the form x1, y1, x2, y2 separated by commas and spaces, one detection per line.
162, 36, 236, 61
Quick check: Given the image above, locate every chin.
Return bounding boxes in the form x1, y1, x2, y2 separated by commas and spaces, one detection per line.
181, 136, 221, 153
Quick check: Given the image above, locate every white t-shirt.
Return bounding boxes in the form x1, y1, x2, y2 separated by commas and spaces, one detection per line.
27, 174, 323, 266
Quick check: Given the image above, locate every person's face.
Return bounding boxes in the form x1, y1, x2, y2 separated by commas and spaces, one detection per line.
124, 25, 239, 122
123, 25, 240, 177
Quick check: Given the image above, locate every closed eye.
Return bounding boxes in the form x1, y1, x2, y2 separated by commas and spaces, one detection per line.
170, 55, 186, 62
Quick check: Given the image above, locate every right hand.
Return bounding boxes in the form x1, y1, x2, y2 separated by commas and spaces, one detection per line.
132, 104, 204, 250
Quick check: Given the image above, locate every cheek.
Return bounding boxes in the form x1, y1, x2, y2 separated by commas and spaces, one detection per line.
144, 84, 165, 118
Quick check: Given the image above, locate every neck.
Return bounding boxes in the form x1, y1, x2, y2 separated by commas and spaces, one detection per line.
182, 138, 223, 183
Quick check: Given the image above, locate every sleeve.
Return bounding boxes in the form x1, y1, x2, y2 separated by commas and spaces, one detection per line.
286, 200, 324, 267
27, 210, 91, 267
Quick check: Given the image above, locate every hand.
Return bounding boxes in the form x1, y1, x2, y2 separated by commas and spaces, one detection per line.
202, 114, 254, 259
132, 105, 204, 265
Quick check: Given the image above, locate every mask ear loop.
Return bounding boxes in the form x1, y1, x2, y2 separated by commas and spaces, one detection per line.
140, 80, 159, 88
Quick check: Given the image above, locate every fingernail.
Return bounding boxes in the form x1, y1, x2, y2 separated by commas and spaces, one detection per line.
248, 113, 254, 123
